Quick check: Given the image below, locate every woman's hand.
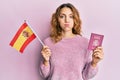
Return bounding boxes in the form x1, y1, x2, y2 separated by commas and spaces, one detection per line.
41, 46, 51, 66
91, 47, 104, 67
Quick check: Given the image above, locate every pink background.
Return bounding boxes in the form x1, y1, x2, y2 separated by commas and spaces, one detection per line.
0, 0, 120, 80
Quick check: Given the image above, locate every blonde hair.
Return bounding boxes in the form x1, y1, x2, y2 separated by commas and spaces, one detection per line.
50, 3, 82, 43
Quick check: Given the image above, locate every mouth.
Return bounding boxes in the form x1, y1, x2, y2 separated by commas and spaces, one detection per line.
64, 24, 69, 27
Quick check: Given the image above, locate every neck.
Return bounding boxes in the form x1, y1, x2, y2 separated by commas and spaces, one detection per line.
62, 31, 75, 38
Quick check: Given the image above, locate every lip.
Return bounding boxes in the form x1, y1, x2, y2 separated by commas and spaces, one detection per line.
64, 24, 69, 27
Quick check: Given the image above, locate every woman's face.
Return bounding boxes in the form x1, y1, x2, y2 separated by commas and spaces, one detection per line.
58, 7, 74, 32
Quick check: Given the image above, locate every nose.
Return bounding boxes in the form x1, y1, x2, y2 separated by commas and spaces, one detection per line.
65, 16, 69, 23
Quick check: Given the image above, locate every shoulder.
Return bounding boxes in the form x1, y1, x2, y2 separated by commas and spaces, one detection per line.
76, 35, 89, 48
76, 35, 89, 43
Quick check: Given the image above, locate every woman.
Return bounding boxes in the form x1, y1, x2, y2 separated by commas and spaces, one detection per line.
39, 3, 104, 80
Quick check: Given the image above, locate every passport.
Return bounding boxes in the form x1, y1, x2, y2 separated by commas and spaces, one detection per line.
88, 33, 104, 50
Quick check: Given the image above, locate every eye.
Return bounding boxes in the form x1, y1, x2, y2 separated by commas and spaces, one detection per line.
69, 15, 73, 18
59, 15, 64, 18
59, 14, 65, 18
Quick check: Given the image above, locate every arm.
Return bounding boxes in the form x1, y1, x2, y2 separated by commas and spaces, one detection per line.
82, 60, 98, 80
82, 47, 104, 80
39, 59, 50, 78
39, 46, 51, 79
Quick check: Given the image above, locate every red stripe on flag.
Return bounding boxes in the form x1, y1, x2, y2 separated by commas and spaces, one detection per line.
10, 23, 28, 46
19, 34, 36, 53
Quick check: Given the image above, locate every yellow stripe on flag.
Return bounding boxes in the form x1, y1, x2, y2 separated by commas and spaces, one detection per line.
12, 26, 34, 51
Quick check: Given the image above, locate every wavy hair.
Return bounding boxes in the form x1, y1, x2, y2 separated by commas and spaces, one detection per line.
50, 3, 82, 43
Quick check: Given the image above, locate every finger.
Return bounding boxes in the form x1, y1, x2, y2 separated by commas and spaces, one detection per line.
93, 51, 104, 56
95, 55, 103, 60
46, 51, 51, 56
42, 46, 49, 50
42, 46, 51, 52
96, 46, 103, 51
45, 48, 51, 52
44, 46, 50, 49
93, 53, 99, 58
93, 49, 103, 54
42, 50, 51, 55
93, 52, 104, 59
93, 51, 103, 56
44, 50, 51, 56
42, 52, 51, 59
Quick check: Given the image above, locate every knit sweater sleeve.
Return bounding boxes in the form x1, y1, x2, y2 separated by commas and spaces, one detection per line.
39, 60, 50, 78
82, 50, 98, 80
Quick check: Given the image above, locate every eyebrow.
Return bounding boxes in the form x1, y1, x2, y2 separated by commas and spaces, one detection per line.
59, 13, 73, 16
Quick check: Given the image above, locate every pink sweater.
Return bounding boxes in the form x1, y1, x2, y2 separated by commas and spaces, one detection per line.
39, 35, 98, 80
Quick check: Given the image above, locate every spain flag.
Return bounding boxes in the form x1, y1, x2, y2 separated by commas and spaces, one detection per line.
10, 22, 36, 53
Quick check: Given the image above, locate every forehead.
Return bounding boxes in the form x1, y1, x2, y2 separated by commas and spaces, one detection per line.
60, 7, 73, 14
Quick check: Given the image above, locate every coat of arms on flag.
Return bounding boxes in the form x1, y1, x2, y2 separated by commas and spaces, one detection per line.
9, 22, 36, 53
